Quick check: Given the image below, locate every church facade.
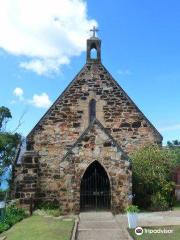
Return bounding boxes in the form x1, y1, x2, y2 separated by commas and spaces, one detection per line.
12, 30, 162, 214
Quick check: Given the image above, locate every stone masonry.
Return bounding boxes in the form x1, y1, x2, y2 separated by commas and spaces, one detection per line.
12, 32, 163, 214
60, 119, 132, 214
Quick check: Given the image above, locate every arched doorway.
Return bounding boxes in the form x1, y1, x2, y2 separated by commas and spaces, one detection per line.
80, 161, 111, 211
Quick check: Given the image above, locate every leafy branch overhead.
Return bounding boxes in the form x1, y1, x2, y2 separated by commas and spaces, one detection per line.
0, 106, 12, 132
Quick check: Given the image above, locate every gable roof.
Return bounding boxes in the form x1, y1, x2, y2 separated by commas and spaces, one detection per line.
61, 118, 131, 162
27, 63, 87, 140
102, 64, 163, 140
27, 62, 162, 141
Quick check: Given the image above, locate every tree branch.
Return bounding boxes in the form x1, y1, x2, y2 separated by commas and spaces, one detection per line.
12, 106, 28, 133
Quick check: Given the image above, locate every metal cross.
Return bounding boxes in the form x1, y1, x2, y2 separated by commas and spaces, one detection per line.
90, 26, 98, 37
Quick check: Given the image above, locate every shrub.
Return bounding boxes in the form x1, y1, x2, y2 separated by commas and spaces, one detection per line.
0, 199, 26, 234
170, 195, 178, 207
151, 192, 169, 211
0, 189, 7, 201
5, 215, 24, 226
0, 222, 9, 234
36, 202, 59, 210
5, 199, 26, 221
131, 145, 177, 210
6, 206, 26, 218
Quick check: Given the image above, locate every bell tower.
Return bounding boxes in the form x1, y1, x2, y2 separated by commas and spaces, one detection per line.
87, 26, 101, 63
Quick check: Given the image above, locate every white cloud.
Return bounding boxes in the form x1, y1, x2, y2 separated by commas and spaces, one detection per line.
159, 124, 180, 132
0, 0, 97, 75
118, 70, 131, 75
13, 87, 24, 101
20, 58, 69, 75
12, 87, 52, 108
28, 93, 52, 108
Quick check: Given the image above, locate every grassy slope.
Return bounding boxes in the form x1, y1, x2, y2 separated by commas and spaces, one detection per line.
128, 226, 180, 240
0, 214, 74, 240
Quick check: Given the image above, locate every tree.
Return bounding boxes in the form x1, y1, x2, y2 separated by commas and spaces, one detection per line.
0, 106, 12, 132
167, 140, 180, 166
0, 106, 23, 181
0, 132, 21, 177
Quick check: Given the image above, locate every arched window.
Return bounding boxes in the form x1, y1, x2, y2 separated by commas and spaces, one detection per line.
90, 43, 97, 59
90, 48, 97, 59
89, 99, 96, 123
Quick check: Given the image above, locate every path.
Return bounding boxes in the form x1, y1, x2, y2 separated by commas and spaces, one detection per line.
76, 212, 128, 240
116, 210, 180, 227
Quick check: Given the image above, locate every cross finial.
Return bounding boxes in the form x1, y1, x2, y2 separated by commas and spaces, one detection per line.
90, 26, 98, 38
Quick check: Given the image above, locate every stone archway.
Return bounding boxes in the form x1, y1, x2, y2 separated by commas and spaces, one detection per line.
80, 161, 111, 211
60, 119, 132, 215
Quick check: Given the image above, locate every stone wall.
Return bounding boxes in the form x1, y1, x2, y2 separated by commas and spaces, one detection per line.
12, 151, 38, 206
60, 119, 132, 214
13, 62, 162, 211
24, 63, 162, 203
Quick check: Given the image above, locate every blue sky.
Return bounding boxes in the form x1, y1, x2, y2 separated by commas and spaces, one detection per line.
0, 0, 180, 146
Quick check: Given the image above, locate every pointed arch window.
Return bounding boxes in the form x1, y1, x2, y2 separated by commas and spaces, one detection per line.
89, 99, 96, 123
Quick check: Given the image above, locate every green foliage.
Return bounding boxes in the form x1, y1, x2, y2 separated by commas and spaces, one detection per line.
167, 140, 180, 148
131, 145, 177, 210
0, 199, 26, 233
0, 106, 12, 131
6, 205, 26, 220
0, 132, 21, 176
167, 140, 180, 166
36, 202, 59, 210
0, 222, 9, 233
172, 201, 180, 211
6, 199, 19, 208
45, 209, 61, 217
5, 199, 26, 220
5, 215, 24, 227
0, 106, 23, 183
151, 192, 169, 211
0, 189, 7, 201
125, 205, 140, 213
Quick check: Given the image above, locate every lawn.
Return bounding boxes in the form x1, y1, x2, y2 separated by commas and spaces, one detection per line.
45, 209, 61, 217
128, 226, 180, 240
0, 213, 74, 240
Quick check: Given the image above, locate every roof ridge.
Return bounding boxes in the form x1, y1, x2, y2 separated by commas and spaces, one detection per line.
100, 63, 163, 140
27, 61, 162, 141
27, 63, 87, 139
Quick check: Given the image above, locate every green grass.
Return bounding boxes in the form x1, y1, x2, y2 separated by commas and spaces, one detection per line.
128, 226, 180, 240
45, 209, 61, 217
0, 214, 74, 240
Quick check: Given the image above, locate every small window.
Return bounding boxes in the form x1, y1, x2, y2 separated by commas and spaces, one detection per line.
89, 99, 96, 122
90, 48, 97, 59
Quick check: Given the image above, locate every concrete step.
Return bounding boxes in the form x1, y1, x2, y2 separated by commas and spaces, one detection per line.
80, 212, 114, 221
78, 221, 121, 230
77, 212, 128, 240
77, 229, 126, 240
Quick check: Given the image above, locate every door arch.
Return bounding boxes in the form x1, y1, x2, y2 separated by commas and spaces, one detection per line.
80, 161, 111, 211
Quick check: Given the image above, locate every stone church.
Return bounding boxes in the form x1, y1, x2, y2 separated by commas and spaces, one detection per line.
12, 28, 162, 214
